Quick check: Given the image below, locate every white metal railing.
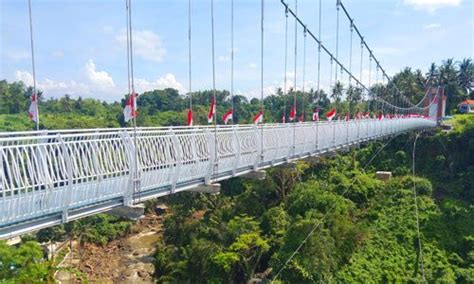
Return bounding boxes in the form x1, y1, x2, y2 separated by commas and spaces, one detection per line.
0, 118, 436, 237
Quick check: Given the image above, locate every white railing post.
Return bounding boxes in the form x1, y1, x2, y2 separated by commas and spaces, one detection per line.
170, 129, 183, 194
204, 127, 214, 185
120, 131, 136, 206
272, 125, 279, 165
57, 134, 72, 223
253, 125, 261, 170
232, 126, 240, 176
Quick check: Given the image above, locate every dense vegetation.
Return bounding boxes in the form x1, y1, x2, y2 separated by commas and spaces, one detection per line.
1, 58, 472, 131
0, 58, 472, 282
149, 116, 473, 282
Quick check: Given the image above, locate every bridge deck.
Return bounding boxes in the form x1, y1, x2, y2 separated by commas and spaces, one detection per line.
0, 118, 436, 239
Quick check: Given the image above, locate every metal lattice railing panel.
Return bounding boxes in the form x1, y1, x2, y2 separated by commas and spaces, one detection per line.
0, 118, 436, 232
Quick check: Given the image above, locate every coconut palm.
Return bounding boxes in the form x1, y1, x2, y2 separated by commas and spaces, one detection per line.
457, 58, 473, 94
426, 62, 439, 85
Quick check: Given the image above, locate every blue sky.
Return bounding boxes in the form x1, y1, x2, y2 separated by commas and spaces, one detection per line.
1, 0, 473, 102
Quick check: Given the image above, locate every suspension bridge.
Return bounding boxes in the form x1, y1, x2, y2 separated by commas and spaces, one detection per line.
0, 0, 440, 239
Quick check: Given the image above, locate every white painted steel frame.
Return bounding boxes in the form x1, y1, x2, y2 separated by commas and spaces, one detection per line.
0, 118, 436, 239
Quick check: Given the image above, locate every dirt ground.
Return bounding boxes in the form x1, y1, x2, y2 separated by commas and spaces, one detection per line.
56, 212, 165, 283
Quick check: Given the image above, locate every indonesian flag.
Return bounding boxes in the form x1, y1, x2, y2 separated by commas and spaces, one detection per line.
187, 109, 193, 126
222, 109, 233, 125
123, 92, 137, 122
326, 108, 336, 121
289, 106, 296, 121
253, 110, 263, 124
298, 113, 304, 123
378, 112, 384, 120
312, 108, 320, 121
28, 93, 39, 123
208, 97, 216, 123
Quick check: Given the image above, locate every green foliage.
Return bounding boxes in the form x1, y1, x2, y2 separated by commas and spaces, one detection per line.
0, 241, 53, 282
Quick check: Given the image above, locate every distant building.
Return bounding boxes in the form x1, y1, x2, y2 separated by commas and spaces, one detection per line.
458, 100, 474, 114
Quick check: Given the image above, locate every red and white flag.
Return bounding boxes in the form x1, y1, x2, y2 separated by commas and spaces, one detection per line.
28, 93, 39, 123
222, 109, 233, 125
326, 108, 336, 121
289, 106, 296, 121
378, 112, 384, 120
123, 92, 137, 122
253, 110, 263, 124
208, 97, 216, 123
187, 109, 193, 126
312, 108, 320, 121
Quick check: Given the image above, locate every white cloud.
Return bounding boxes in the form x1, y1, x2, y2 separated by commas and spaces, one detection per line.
135, 73, 185, 94
423, 23, 442, 30
403, 0, 461, 12
6, 50, 30, 61
15, 70, 90, 96
84, 59, 115, 89
14, 59, 117, 100
15, 70, 34, 86
116, 29, 166, 62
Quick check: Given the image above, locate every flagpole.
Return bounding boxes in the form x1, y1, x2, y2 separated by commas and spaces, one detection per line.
28, 0, 39, 131
127, 0, 139, 201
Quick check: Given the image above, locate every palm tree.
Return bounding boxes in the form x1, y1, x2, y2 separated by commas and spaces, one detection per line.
457, 58, 473, 94
426, 63, 439, 85
439, 58, 458, 85
331, 81, 344, 103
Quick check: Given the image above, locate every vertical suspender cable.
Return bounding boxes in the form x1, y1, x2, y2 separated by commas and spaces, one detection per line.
348, 20, 353, 86
368, 55, 372, 113
283, 7, 288, 122
348, 20, 353, 115
359, 38, 363, 87
230, 0, 234, 123
335, 0, 340, 84
188, 0, 193, 117
28, 0, 39, 131
127, 0, 139, 200
302, 27, 306, 121
329, 57, 333, 96
126, 0, 131, 98
210, 0, 218, 177
293, 0, 298, 154
293, 0, 298, 118
316, 0, 322, 106
260, 0, 265, 158
375, 65, 379, 114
